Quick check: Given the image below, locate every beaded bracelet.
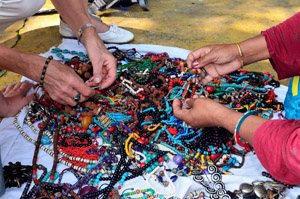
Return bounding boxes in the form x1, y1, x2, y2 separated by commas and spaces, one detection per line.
234, 111, 258, 147
39, 56, 53, 87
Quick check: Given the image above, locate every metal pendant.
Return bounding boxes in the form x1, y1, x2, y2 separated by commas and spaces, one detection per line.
239, 183, 254, 194
253, 184, 267, 198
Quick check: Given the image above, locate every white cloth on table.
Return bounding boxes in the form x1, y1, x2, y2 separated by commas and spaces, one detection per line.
0, 39, 298, 199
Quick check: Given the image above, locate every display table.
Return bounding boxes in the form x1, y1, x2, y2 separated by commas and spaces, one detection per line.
0, 40, 298, 199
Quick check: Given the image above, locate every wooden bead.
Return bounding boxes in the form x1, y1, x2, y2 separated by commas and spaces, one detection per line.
70, 110, 76, 116
84, 72, 91, 79
64, 106, 72, 114
77, 69, 83, 76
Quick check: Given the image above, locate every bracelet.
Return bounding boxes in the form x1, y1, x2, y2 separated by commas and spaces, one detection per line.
234, 111, 258, 147
77, 23, 96, 44
235, 42, 244, 67
39, 56, 53, 87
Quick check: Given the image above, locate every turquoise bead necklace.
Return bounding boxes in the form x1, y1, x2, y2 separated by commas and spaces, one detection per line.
50, 47, 89, 62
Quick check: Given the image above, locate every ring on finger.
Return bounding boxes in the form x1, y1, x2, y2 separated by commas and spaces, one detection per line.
201, 67, 208, 78
73, 93, 81, 102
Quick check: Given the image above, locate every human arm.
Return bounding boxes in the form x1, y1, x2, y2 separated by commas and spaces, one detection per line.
172, 97, 268, 145
187, 35, 270, 84
0, 81, 36, 117
51, 0, 117, 89
188, 12, 300, 83
173, 97, 300, 184
0, 45, 93, 106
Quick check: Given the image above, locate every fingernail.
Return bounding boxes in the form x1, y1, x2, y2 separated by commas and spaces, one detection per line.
95, 78, 100, 83
192, 61, 199, 66
185, 99, 190, 105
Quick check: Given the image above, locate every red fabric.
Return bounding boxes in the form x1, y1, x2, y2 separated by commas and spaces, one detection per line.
253, 13, 300, 184
261, 12, 300, 80
253, 120, 300, 184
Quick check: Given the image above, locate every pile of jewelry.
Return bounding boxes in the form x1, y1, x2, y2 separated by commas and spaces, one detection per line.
14, 47, 285, 199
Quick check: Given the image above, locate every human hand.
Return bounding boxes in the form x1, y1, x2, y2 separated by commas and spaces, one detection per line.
82, 32, 117, 89
43, 59, 94, 106
0, 81, 37, 117
172, 96, 228, 128
187, 44, 242, 84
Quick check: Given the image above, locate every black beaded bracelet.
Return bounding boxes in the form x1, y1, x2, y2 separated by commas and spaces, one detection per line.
39, 56, 53, 87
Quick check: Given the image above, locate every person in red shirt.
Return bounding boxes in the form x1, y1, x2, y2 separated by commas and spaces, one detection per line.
173, 12, 300, 184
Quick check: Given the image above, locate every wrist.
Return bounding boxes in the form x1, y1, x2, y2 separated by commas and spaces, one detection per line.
78, 24, 96, 45
215, 106, 243, 133
237, 35, 270, 66
80, 27, 100, 46
234, 43, 244, 67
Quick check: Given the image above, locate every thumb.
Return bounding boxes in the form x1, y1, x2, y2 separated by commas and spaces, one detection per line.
184, 98, 197, 108
172, 98, 188, 120
93, 75, 102, 85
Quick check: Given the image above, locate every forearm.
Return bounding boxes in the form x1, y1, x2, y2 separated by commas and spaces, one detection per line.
238, 34, 271, 66
0, 46, 44, 82
51, 0, 89, 38
215, 107, 268, 144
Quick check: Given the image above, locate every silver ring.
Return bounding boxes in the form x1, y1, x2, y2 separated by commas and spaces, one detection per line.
201, 67, 208, 78
73, 93, 81, 102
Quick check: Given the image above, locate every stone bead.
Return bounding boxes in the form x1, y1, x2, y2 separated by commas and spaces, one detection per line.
79, 186, 97, 199
81, 116, 93, 129
173, 154, 183, 165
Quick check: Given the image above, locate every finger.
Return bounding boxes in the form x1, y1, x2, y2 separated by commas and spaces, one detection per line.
186, 52, 197, 69
19, 81, 34, 95
192, 61, 199, 67
201, 75, 214, 85
186, 47, 211, 68
194, 53, 216, 69
78, 95, 89, 103
12, 82, 21, 88
62, 88, 82, 106
172, 98, 185, 119
185, 98, 196, 108
9, 93, 37, 113
24, 93, 37, 104
100, 66, 117, 89
20, 81, 34, 89
65, 96, 78, 107
73, 79, 94, 98
1, 86, 7, 93
5, 84, 16, 92
85, 78, 96, 87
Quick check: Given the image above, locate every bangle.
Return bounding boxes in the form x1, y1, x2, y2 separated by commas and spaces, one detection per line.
39, 56, 53, 87
77, 23, 96, 44
235, 42, 244, 67
234, 111, 258, 147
